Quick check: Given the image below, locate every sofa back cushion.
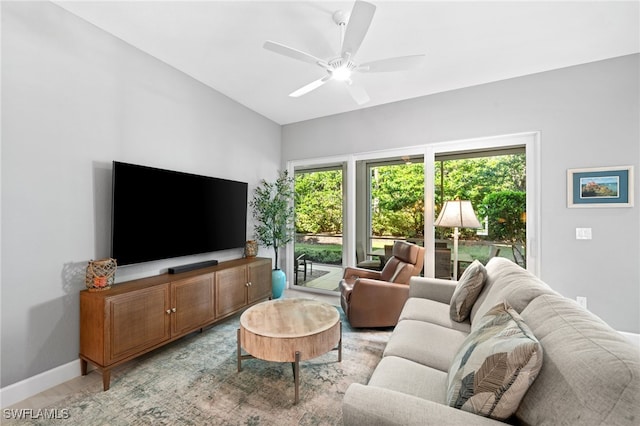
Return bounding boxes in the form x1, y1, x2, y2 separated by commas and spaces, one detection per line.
446, 302, 543, 420
450, 260, 487, 322
470, 257, 556, 327
516, 294, 640, 425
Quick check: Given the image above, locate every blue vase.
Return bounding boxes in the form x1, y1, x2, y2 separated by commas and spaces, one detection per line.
271, 269, 286, 299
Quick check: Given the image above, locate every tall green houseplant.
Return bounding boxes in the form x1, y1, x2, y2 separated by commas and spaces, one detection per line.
249, 170, 295, 272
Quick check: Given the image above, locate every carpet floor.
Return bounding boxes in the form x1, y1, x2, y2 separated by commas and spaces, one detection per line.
10, 307, 391, 425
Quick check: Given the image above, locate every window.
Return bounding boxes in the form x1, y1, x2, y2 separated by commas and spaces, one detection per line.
362, 156, 425, 260
434, 148, 526, 277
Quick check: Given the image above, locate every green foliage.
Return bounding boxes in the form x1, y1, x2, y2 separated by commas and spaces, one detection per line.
294, 170, 343, 233
371, 163, 424, 237
435, 154, 526, 240
481, 191, 526, 242
292, 154, 527, 244
249, 170, 294, 269
295, 244, 343, 265
435, 154, 526, 212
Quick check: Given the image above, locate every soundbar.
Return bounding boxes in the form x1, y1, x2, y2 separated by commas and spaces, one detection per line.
168, 260, 218, 274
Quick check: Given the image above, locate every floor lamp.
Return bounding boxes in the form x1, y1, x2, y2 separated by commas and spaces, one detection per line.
434, 200, 481, 281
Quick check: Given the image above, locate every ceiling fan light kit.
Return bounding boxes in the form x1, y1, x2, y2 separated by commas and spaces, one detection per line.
263, 0, 425, 105
328, 57, 356, 81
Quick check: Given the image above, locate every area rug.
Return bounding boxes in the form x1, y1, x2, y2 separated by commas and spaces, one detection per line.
13, 307, 391, 425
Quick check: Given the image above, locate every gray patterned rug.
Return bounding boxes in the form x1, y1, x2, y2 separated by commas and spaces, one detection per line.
15, 307, 390, 425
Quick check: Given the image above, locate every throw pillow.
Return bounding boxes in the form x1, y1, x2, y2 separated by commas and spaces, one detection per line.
446, 302, 543, 420
450, 260, 487, 322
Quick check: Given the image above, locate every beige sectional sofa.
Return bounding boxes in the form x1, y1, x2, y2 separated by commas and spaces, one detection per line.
343, 257, 640, 425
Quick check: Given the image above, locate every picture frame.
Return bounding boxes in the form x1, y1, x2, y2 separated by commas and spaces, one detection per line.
567, 165, 634, 208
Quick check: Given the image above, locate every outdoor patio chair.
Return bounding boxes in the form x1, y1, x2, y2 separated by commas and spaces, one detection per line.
355, 245, 383, 271
512, 244, 526, 267
294, 253, 312, 284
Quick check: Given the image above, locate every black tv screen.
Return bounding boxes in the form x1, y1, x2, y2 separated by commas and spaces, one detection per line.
111, 161, 248, 266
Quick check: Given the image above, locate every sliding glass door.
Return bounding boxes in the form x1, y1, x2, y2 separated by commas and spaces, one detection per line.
292, 165, 345, 292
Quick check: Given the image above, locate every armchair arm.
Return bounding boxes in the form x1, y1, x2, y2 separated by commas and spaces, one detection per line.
346, 278, 410, 328
342, 266, 382, 281
408, 276, 459, 304
343, 384, 502, 426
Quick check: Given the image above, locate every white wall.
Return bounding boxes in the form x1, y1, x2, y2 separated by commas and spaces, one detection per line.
283, 54, 640, 334
1, 2, 280, 388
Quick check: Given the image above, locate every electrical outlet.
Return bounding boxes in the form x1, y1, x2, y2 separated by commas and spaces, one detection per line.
576, 296, 588, 309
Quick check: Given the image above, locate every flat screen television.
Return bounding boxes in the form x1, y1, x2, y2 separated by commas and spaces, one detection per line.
111, 161, 248, 266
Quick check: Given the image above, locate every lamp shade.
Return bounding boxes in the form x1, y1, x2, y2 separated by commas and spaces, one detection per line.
435, 200, 481, 229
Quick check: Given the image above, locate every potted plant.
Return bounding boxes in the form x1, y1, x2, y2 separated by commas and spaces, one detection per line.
249, 170, 295, 298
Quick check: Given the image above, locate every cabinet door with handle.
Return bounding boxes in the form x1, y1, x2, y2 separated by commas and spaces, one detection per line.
106, 283, 170, 364
247, 259, 272, 304
215, 265, 247, 317
171, 273, 215, 336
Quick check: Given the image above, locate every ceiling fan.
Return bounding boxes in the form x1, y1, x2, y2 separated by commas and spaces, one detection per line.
264, 0, 425, 105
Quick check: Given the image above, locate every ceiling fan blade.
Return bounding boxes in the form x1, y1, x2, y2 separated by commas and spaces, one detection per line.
346, 82, 370, 105
341, 1, 376, 59
289, 75, 332, 98
264, 41, 327, 67
359, 54, 426, 73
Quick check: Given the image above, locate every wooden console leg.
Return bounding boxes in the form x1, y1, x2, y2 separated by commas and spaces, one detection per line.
102, 369, 111, 391
81, 359, 88, 376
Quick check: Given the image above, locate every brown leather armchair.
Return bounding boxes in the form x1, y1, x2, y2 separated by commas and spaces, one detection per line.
339, 241, 425, 328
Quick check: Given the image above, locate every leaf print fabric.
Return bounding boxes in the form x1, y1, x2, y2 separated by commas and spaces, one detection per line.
446, 302, 543, 420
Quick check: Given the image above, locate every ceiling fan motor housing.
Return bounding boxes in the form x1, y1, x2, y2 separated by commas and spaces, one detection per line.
332, 10, 349, 26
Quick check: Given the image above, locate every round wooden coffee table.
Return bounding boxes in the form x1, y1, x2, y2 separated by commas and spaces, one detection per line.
237, 298, 342, 404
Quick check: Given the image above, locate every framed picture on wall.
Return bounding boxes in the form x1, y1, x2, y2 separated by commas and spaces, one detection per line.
567, 165, 634, 208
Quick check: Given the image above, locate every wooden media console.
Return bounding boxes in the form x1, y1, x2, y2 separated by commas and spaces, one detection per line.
79, 257, 272, 391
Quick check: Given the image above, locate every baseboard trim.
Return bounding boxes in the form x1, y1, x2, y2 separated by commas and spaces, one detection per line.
0, 360, 81, 408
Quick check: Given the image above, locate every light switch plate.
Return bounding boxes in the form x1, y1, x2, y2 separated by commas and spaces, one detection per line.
576, 228, 592, 240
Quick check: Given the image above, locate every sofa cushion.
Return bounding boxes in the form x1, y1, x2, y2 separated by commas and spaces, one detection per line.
516, 294, 640, 426
408, 276, 458, 303
450, 260, 487, 322
368, 356, 448, 404
446, 302, 543, 421
470, 257, 557, 327
384, 319, 468, 372
399, 298, 472, 333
